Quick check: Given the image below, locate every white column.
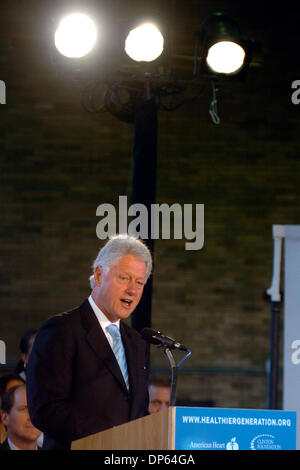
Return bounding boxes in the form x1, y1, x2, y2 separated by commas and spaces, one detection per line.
283, 225, 300, 450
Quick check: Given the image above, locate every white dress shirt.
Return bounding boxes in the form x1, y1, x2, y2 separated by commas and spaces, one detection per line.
88, 295, 120, 349
7, 437, 20, 450
7, 436, 38, 450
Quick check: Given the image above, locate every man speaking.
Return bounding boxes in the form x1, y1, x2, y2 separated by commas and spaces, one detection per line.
26, 234, 152, 450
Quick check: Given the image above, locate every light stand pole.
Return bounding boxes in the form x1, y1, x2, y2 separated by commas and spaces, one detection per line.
131, 92, 158, 332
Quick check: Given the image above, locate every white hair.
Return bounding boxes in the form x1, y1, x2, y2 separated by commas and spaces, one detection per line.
92, 234, 152, 280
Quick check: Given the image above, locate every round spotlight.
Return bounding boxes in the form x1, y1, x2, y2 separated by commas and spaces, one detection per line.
206, 41, 246, 74
125, 23, 164, 62
54, 13, 97, 58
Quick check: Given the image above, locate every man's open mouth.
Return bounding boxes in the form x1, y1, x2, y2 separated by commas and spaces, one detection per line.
121, 298, 133, 307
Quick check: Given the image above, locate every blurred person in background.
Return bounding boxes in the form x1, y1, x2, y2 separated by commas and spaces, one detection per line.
0, 374, 25, 443
0, 384, 41, 450
13, 330, 44, 448
15, 330, 37, 381
148, 376, 170, 414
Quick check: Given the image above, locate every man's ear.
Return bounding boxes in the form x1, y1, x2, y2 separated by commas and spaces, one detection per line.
94, 266, 102, 286
1, 410, 9, 427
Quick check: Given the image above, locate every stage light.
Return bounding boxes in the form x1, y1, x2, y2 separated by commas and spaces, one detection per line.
206, 41, 245, 74
196, 12, 249, 77
54, 13, 97, 58
124, 23, 164, 62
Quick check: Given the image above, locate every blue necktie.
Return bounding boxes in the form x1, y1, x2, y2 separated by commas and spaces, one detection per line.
106, 324, 129, 390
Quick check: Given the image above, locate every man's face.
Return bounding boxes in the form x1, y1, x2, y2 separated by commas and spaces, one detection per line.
2, 387, 41, 445
93, 254, 147, 323
148, 385, 170, 414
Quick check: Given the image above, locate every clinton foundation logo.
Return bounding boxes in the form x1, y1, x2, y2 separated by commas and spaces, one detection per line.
250, 434, 281, 450
96, 196, 204, 251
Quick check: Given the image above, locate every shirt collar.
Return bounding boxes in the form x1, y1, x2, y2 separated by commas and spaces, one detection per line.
7, 437, 20, 450
7, 437, 38, 451
88, 294, 120, 330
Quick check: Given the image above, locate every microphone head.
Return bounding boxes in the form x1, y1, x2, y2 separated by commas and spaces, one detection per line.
141, 328, 161, 345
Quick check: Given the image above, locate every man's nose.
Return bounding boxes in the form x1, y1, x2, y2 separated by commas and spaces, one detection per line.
125, 279, 137, 295
25, 409, 32, 423
158, 402, 169, 411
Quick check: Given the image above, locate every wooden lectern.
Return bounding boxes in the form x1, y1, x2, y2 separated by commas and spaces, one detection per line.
71, 407, 175, 450
71, 406, 297, 450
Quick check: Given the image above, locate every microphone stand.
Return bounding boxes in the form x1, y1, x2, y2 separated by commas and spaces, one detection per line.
161, 345, 192, 407
163, 347, 178, 406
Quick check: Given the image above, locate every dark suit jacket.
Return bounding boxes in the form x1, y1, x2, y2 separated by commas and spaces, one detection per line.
0, 439, 10, 450
26, 299, 149, 450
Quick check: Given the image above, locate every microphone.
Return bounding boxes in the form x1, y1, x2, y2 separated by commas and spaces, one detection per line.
141, 328, 188, 351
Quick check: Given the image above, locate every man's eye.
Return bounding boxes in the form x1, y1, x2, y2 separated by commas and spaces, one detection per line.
151, 400, 161, 406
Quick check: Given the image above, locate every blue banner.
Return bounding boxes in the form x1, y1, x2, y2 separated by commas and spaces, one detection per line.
174, 407, 296, 450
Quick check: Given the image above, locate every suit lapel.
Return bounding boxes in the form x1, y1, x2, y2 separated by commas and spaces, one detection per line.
79, 299, 128, 393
